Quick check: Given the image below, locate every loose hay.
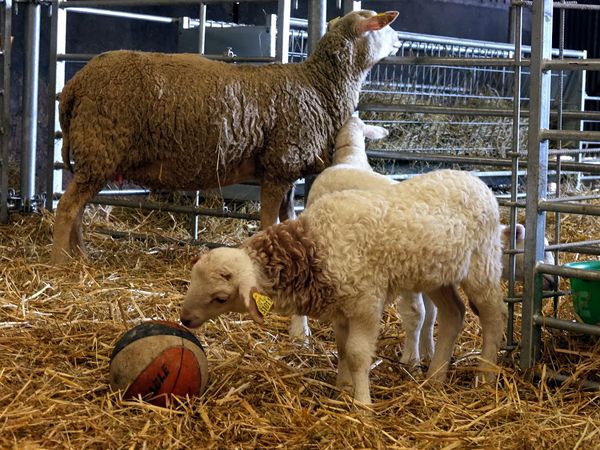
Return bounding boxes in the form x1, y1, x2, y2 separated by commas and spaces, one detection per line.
1, 200, 599, 449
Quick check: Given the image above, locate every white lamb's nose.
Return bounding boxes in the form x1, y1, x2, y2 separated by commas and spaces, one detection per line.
180, 308, 194, 328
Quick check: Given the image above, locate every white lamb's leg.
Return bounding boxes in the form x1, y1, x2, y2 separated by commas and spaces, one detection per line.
463, 282, 506, 384
343, 314, 381, 404
288, 315, 311, 341
419, 294, 437, 363
424, 285, 465, 383
333, 316, 352, 392
396, 291, 424, 367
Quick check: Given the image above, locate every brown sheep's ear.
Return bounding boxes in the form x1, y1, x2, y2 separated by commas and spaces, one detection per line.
356, 11, 399, 33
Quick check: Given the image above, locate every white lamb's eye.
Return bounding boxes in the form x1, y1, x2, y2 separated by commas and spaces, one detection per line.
212, 296, 227, 305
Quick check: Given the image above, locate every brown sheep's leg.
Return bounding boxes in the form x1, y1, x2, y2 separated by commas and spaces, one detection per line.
278, 185, 296, 222
69, 205, 87, 259
260, 181, 293, 229
51, 177, 103, 264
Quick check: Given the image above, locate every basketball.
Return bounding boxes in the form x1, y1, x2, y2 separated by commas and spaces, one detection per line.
109, 320, 209, 407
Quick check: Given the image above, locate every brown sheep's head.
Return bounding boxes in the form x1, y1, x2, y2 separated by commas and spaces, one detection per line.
321, 10, 400, 72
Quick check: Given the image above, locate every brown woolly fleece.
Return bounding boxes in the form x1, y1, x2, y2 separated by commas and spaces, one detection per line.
241, 216, 339, 318
60, 49, 353, 189
52, 10, 400, 263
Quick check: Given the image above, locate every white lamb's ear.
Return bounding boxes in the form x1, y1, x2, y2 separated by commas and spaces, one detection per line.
238, 275, 264, 325
515, 224, 526, 242
356, 11, 399, 33
502, 224, 526, 243
363, 124, 389, 141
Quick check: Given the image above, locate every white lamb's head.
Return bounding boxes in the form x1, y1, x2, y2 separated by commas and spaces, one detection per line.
319, 10, 400, 71
335, 117, 389, 150
500, 224, 556, 289
180, 247, 265, 328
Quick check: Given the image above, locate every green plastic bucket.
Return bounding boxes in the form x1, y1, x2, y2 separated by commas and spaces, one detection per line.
564, 260, 600, 326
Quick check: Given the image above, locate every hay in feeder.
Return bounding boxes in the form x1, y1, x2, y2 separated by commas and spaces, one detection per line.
0, 192, 599, 448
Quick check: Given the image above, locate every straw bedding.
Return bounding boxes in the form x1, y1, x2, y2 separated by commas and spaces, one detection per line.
1, 197, 599, 449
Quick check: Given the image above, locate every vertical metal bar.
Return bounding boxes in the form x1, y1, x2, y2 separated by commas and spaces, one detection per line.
192, 191, 200, 240
342, 0, 360, 14
577, 49, 587, 187
191, 3, 207, 237
1, 0, 13, 223
197, 2, 206, 55
276, 0, 290, 63
20, 0, 41, 213
304, 0, 327, 205
307, 0, 326, 56
520, 0, 553, 370
46, 2, 66, 211
506, 4, 523, 350
552, 0, 567, 316
267, 13, 277, 58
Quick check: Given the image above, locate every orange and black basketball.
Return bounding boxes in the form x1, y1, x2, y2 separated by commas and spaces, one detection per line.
109, 321, 208, 407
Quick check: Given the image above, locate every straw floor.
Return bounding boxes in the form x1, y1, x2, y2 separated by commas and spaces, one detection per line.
1, 200, 599, 449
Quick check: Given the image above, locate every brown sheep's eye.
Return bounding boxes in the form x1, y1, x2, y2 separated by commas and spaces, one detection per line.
212, 296, 227, 305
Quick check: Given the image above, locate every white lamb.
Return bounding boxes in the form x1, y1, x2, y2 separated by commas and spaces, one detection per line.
181, 169, 507, 404
290, 117, 556, 368
288, 117, 434, 365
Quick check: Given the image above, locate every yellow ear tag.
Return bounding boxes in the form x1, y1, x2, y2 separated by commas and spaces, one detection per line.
252, 292, 274, 317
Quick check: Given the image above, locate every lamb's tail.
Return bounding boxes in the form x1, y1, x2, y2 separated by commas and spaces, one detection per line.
58, 84, 75, 173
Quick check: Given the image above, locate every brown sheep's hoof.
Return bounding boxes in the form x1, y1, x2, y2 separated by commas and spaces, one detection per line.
50, 248, 77, 265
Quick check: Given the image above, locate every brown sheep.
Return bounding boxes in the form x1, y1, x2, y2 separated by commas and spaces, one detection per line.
51, 10, 400, 263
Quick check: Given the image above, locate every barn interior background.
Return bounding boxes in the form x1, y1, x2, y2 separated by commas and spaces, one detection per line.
1, 0, 600, 448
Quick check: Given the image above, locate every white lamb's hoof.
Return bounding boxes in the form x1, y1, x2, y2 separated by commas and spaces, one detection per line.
288, 316, 311, 345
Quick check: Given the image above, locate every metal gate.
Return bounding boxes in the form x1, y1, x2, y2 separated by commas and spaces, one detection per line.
3, 0, 598, 383
0, 0, 12, 224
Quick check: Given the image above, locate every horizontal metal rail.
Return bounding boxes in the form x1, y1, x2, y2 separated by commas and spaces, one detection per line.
539, 200, 600, 216
382, 56, 528, 67
537, 263, 600, 281
517, 1, 600, 12
84, 196, 260, 221
549, 148, 600, 156
395, 30, 584, 58
58, 0, 274, 7
359, 103, 600, 121
544, 59, 600, 71
367, 150, 600, 174
537, 369, 600, 391
505, 290, 567, 304
57, 53, 277, 63
95, 189, 150, 196
545, 240, 600, 252
533, 315, 600, 336
546, 246, 600, 256
95, 228, 235, 249
65, 7, 178, 23
541, 129, 600, 142
548, 193, 600, 203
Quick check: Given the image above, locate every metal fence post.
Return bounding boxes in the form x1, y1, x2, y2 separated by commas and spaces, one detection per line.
1, 0, 13, 223
20, 0, 41, 213
276, 0, 290, 63
520, 0, 553, 370
45, 0, 66, 211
